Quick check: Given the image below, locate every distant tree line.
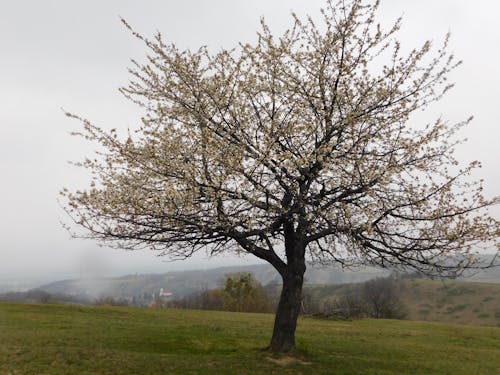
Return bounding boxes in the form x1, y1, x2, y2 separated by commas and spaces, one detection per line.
0, 290, 93, 305
160, 272, 407, 320
0, 273, 408, 321
94, 296, 130, 307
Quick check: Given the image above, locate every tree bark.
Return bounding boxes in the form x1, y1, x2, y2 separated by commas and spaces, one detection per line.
268, 260, 306, 353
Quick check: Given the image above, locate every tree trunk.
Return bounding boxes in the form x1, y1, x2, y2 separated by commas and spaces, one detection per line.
268, 261, 306, 353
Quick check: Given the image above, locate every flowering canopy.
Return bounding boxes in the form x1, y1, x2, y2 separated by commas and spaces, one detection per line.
63, 0, 498, 279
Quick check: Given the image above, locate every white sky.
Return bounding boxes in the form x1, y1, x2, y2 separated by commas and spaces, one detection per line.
0, 1, 498, 283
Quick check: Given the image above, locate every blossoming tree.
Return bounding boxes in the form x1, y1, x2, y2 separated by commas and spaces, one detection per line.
63, 0, 499, 352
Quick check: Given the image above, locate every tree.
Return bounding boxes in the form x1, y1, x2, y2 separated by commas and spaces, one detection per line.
62, 0, 499, 353
161, 273, 272, 312
222, 273, 272, 313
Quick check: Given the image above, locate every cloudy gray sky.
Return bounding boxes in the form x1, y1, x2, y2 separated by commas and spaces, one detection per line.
1, 1, 498, 284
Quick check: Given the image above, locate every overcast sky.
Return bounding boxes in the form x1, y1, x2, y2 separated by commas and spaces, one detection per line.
1, 1, 498, 284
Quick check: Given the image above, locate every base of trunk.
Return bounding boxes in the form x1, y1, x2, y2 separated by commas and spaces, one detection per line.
269, 335, 297, 353
268, 263, 305, 353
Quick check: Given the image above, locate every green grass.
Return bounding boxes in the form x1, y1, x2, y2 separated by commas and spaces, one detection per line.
1, 303, 499, 374
399, 279, 500, 326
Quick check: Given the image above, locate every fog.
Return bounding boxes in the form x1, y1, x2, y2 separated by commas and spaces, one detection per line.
0, 1, 498, 286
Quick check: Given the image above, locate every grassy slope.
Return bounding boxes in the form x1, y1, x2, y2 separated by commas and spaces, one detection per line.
401, 279, 500, 327
302, 279, 500, 327
1, 303, 499, 374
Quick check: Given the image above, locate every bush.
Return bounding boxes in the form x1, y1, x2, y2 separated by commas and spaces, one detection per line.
302, 276, 407, 320
362, 277, 407, 319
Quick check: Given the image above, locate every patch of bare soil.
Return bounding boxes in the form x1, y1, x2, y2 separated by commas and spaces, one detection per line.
266, 356, 311, 366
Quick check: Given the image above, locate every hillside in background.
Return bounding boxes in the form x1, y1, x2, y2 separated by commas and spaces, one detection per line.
33, 255, 499, 300
2, 261, 499, 327
34, 263, 390, 302
401, 279, 500, 326
301, 279, 500, 327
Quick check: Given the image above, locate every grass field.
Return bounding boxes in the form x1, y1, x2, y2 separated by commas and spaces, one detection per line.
401, 279, 500, 326
1, 303, 499, 374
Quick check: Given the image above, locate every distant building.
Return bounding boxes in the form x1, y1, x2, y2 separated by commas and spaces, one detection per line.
159, 288, 173, 299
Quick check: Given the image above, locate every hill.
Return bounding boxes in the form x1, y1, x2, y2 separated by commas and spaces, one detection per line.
401, 279, 500, 326
1, 302, 499, 374
35, 263, 389, 303
302, 278, 500, 327
32, 255, 500, 303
